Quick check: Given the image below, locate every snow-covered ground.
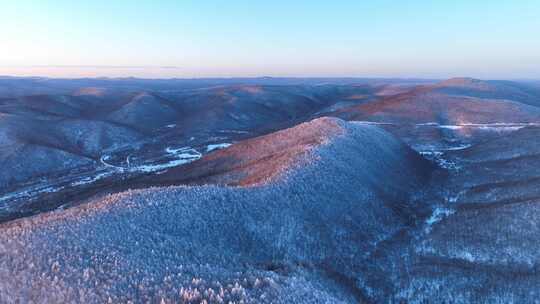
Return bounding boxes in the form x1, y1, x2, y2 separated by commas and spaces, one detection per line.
0, 118, 434, 303
1, 117, 539, 302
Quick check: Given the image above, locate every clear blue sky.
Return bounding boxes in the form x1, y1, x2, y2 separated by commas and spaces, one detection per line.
1, 0, 539, 78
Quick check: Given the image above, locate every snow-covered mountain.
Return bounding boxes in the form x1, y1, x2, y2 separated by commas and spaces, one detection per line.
1, 77, 540, 302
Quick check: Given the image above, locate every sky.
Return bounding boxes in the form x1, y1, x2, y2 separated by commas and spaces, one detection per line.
1, 0, 539, 79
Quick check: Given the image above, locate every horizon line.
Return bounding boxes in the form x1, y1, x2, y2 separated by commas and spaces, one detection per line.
1, 74, 540, 82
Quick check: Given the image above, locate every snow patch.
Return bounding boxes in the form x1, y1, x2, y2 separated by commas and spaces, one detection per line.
133, 159, 196, 173
417, 122, 540, 131
219, 129, 250, 134
0, 184, 65, 204
425, 207, 455, 233
70, 171, 113, 187
453, 251, 476, 263
419, 150, 461, 170
473, 126, 525, 132
352, 121, 396, 126
100, 155, 123, 169
444, 144, 472, 151
206, 143, 232, 152
439, 125, 463, 130
165, 146, 191, 155
131, 147, 202, 173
